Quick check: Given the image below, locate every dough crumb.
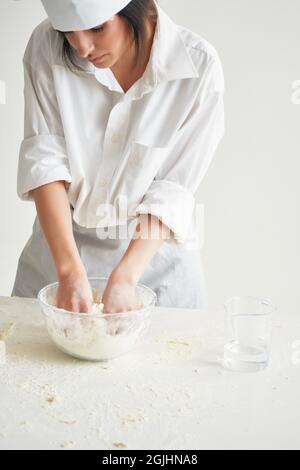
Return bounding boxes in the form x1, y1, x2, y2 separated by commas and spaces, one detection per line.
91, 302, 105, 314
113, 442, 127, 449
0, 322, 16, 341
167, 339, 190, 346
47, 393, 59, 404
60, 441, 75, 449
122, 413, 145, 426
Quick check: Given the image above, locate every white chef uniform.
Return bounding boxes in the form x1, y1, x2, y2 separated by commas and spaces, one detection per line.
11, 0, 225, 308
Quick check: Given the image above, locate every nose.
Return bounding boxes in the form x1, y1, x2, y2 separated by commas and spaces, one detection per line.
77, 43, 95, 59
73, 34, 96, 59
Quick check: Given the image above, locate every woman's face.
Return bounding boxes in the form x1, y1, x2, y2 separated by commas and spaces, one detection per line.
63, 15, 133, 68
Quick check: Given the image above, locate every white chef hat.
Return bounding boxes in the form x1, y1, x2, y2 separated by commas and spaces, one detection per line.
41, 0, 133, 32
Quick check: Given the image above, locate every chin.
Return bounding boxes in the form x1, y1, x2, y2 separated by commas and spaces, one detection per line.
94, 63, 108, 69
95, 58, 112, 69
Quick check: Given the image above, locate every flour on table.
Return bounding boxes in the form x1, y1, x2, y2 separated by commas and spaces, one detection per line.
0, 322, 16, 341
0, 341, 6, 365
0, 323, 15, 364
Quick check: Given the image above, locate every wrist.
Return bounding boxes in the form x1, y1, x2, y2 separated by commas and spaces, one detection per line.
57, 258, 86, 281
111, 264, 139, 287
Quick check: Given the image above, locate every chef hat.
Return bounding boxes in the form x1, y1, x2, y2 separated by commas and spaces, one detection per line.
41, 0, 133, 32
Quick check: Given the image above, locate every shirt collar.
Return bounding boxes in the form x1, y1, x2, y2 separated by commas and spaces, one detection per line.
152, 0, 199, 82
92, 0, 199, 98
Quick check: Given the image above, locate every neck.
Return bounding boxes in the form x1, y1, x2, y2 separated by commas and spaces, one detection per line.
111, 17, 157, 82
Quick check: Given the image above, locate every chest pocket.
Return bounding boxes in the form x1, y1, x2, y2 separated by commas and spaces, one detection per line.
113, 105, 181, 208
128, 140, 168, 170
126, 122, 178, 175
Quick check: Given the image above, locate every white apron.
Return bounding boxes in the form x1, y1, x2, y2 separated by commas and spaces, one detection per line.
11, 208, 208, 309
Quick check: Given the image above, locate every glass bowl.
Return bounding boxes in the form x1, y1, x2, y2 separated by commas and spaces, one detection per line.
37, 277, 157, 362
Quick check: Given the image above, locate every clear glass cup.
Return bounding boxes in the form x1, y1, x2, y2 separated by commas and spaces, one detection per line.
222, 296, 275, 372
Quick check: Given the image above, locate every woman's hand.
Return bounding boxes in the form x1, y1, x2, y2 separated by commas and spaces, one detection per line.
56, 269, 93, 313
101, 272, 143, 314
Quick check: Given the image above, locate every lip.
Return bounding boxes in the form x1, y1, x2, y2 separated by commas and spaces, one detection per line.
89, 54, 107, 63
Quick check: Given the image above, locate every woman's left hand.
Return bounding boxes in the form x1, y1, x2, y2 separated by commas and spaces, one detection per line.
101, 273, 143, 314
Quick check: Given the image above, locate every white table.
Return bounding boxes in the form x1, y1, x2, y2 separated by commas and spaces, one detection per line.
0, 296, 299, 450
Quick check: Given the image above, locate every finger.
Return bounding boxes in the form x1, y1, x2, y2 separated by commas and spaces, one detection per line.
79, 301, 92, 313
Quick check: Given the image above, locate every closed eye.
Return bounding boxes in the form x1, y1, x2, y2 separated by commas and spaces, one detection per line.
91, 25, 106, 33
57, 23, 106, 34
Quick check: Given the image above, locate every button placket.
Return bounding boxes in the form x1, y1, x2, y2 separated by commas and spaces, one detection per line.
99, 100, 131, 184
129, 147, 140, 168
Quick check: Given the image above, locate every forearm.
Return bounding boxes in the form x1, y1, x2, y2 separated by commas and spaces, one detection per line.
112, 214, 174, 284
29, 181, 84, 280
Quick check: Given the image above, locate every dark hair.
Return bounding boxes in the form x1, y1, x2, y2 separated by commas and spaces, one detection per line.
57, 0, 158, 73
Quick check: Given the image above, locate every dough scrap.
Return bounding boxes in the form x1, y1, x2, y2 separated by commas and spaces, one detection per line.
0, 322, 16, 341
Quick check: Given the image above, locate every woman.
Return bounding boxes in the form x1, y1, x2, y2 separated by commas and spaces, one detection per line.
11, 0, 225, 313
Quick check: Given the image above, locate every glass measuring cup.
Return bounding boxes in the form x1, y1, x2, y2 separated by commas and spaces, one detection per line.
222, 296, 275, 372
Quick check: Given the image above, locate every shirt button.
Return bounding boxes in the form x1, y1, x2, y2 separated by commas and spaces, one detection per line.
99, 177, 108, 187
111, 133, 121, 143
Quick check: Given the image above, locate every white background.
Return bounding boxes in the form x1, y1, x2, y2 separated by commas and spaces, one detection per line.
0, 0, 299, 315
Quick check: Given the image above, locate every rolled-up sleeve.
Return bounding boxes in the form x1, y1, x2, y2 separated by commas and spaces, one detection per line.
135, 60, 225, 244
17, 57, 72, 201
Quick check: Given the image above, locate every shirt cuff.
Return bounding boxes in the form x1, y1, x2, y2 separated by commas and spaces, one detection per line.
134, 179, 195, 245
17, 134, 72, 201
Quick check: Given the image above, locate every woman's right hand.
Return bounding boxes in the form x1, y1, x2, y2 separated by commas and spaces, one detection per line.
55, 269, 93, 313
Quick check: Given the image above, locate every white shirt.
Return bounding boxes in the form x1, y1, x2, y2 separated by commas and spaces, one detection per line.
17, 0, 225, 245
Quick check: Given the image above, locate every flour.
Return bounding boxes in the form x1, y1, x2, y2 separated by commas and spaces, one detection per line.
90, 301, 104, 314
0, 322, 16, 341
43, 290, 147, 361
